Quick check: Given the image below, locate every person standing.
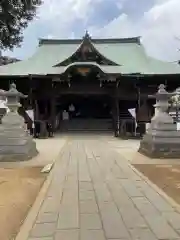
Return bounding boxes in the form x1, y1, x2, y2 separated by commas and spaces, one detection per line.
68, 104, 75, 119
47, 120, 54, 137
62, 110, 69, 121
62, 110, 69, 131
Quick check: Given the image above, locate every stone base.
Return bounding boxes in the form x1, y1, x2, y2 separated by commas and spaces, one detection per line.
138, 111, 180, 159
0, 140, 38, 162
139, 139, 180, 158
0, 111, 38, 162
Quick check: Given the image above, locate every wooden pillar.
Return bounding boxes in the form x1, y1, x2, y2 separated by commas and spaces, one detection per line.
34, 99, 39, 121
111, 80, 120, 137
50, 96, 56, 132
114, 95, 120, 137
136, 97, 152, 136
28, 76, 33, 107
30, 78, 39, 121
44, 99, 48, 118
49, 81, 56, 133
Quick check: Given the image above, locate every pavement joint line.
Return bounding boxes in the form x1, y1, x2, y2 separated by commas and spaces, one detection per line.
15, 137, 180, 240
15, 139, 67, 240
15, 169, 53, 240
128, 162, 180, 213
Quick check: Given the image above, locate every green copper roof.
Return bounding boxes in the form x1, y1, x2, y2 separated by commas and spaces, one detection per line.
0, 43, 80, 76
0, 36, 180, 76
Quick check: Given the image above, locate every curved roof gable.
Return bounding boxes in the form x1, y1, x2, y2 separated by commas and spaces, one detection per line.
54, 31, 119, 66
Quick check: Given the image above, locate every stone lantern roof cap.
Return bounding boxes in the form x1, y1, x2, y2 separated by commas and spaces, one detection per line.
148, 84, 173, 100
155, 84, 173, 100
0, 83, 27, 98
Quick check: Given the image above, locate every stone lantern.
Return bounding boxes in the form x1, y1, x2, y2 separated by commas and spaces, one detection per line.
0, 83, 38, 162
139, 84, 180, 158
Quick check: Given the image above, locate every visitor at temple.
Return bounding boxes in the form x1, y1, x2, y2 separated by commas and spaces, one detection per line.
68, 104, 75, 119
55, 114, 60, 130
62, 110, 69, 121
47, 121, 54, 137
62, 110, 69, 131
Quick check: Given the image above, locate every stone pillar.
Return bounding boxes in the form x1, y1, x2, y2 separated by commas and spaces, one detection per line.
139, 84, 180, 158
0, 83, 38, 161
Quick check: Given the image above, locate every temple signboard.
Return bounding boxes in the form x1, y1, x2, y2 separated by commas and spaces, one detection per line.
77, 67, 90, 76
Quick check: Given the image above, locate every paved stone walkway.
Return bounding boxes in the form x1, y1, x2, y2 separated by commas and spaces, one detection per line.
28, 136, 180, 240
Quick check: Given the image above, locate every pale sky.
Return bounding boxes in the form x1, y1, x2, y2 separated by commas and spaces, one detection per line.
4, 0, 180, 62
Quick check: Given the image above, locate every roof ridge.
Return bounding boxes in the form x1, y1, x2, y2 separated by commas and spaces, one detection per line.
39, 37, 141, 45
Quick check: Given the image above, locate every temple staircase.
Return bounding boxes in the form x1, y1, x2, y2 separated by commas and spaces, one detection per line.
60, 118, 112, 132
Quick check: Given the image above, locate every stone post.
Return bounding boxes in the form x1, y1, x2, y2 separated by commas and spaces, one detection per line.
138, 84, 180, 158
0, 83, 38, 162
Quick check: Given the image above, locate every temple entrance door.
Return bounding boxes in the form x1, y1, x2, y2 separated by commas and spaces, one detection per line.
57, 94, 113, 132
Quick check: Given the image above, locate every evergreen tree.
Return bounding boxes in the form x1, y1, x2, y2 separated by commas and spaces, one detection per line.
0, 55, 20, 65
0, 0, 42, 50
